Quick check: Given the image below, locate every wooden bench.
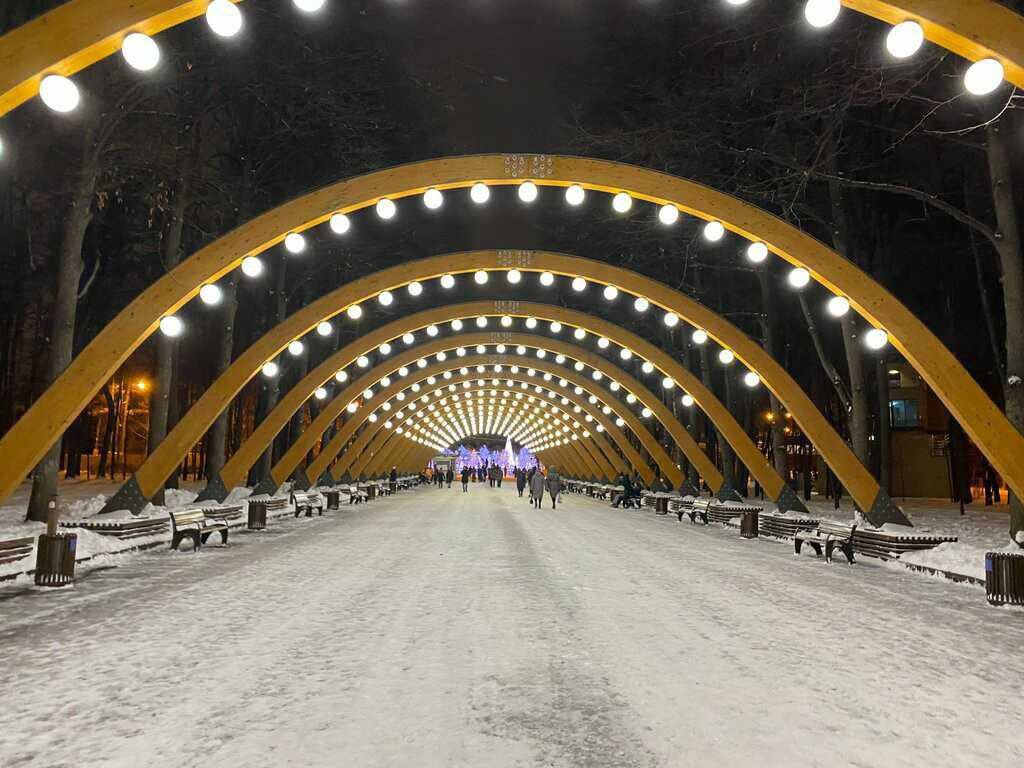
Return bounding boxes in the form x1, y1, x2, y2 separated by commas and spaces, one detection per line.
794, 521, 857, 564
203, 503, 245, 523
343, 485, 368, 504
290, 490, 324, 517
169, 508, 229, 552
0, 537, 34, 566
685, 497, 713, 524
706, 502, 762, 526
758, 512, 821, 540
849, 527, 958, 561
60, 516, 169, 540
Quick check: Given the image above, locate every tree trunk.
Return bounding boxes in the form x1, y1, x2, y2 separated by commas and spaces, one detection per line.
756, 270, 789, 479
25, 133, 98, 521
146, 158, 193, 504
205, 276, 239, 483
98, 384, 116, 477
986, 120, 1024, 543
876, 357, 891, 494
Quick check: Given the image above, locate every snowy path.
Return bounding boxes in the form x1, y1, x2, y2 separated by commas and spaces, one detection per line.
1, 487, 1020, 768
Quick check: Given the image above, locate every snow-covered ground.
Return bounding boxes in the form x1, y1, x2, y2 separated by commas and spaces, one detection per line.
0, 479, 238, 581
1, 487, 1021, 767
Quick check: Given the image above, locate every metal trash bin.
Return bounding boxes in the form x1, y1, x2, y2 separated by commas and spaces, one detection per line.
655, 496, 669, 515
325, 490, 340, 510
365, 484, 377, 500
248, 501, 268, 530
34, 533, 77, 587
986, 551, 1024, 606
740, 510, 759, 539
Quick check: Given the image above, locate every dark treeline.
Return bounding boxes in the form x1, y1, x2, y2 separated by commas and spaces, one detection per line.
0, 1, 1021, 539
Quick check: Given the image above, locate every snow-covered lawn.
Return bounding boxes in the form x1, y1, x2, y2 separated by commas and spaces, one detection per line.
0, 488, 1020, 767
0, 478, 250, 581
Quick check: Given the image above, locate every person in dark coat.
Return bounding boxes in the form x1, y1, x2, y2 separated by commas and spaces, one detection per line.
611, 471, 631, 508
461, 466, 470, 492
446, 467, 454, 488
545, 468, 561, 509
529, 470, 546, 509
515, 468, 527, 497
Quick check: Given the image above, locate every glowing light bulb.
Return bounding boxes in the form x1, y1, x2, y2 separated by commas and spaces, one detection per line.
827, 296, 850, 317
507, 269, 521, 284
612, 192, 633, 213
407, 281, 423, 297
440, 274, 455, 289
330, 213, 350, 234
719, 349, 735, 364
804, 0, 841, 29
316, 321, 332, 336
565, 184, 586, 206
314, 387, 328, 400
346, 304, 363, 320
39, 75, 80, 113
474, 270, 488, 285
603, 285, 619, 301
121, 33, 160, 71
691, 329, 708, 345
284, 232, 305, 254
703, 220, 725, 242
747, 242, 769, 263
788, 267, 811, 289
262, 362, 279, 377
423, 188, 444, 209
206, 0, 243, 37
470, 183, 490, 204
159, 315, 183, 337
886, 20, 924, 58
518, 181, 539, 203
865, 328, 889, 350
663, 312, 679, 327
451, 319, 463, 331
634, 297, 649, 312
376, 198, 396, 220
199, 284, 222, 305
681, 394, 695, 407
335, 370, 348, 383
572, 277, 587, 292
964, 58, 1005, 96
658, 204, 679, 225
288, 340, 304, 356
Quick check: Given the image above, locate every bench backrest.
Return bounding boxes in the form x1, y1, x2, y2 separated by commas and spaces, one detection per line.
169, 509, 205, 530
818, 521, 857, 539
692, 497, 713, 512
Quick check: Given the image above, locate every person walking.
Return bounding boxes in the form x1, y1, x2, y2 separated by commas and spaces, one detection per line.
515, 468, 526, 497
461, 466, 470, 492
545, 467, 561, 509
446, 467, 453, 488
530, 469, 546, 509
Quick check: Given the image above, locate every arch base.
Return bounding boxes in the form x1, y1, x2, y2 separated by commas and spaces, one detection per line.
291, 468, 311, 492
194, 472, 229, 504
715, 483, 744, 503
99, 476, 149, 516
864, 489, 911, 528
773, 484, 810, 516
252, 475, 281, 497
678, 481, 703, 499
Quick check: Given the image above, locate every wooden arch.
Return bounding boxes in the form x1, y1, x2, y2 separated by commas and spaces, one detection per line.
2, 1, 1022, 116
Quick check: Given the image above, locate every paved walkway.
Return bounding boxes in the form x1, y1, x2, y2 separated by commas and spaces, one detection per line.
1, 487, 1020, 767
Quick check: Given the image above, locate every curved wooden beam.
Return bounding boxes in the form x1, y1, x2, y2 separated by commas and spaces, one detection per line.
2, 1, 1020, 117
3, 156, 1008, 523
326, 373, 663, 484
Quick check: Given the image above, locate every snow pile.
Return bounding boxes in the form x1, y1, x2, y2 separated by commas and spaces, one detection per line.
164, 487, 198, 508
899, 542, 988, 581
64, 493, 110, 519
225, 486, 254, 504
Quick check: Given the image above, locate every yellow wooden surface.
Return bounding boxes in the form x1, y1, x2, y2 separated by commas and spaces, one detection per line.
2, 158, 1019, 513
2, 1, 1020, 117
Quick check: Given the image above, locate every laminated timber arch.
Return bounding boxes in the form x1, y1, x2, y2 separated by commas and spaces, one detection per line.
305, 372, 668, 486
212, 327, 727, 499
349, 391, 608, 482
296, 361, 677, 488
327, 378, 627, 483
3, 153, 1021, 521
202, 307, 724, 500
2, 1, 1022, 117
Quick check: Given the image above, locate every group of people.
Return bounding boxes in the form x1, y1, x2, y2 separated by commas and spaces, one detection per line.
609, 471, 671, 508
420, 462, 563, 508
513, 466, 561, 508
